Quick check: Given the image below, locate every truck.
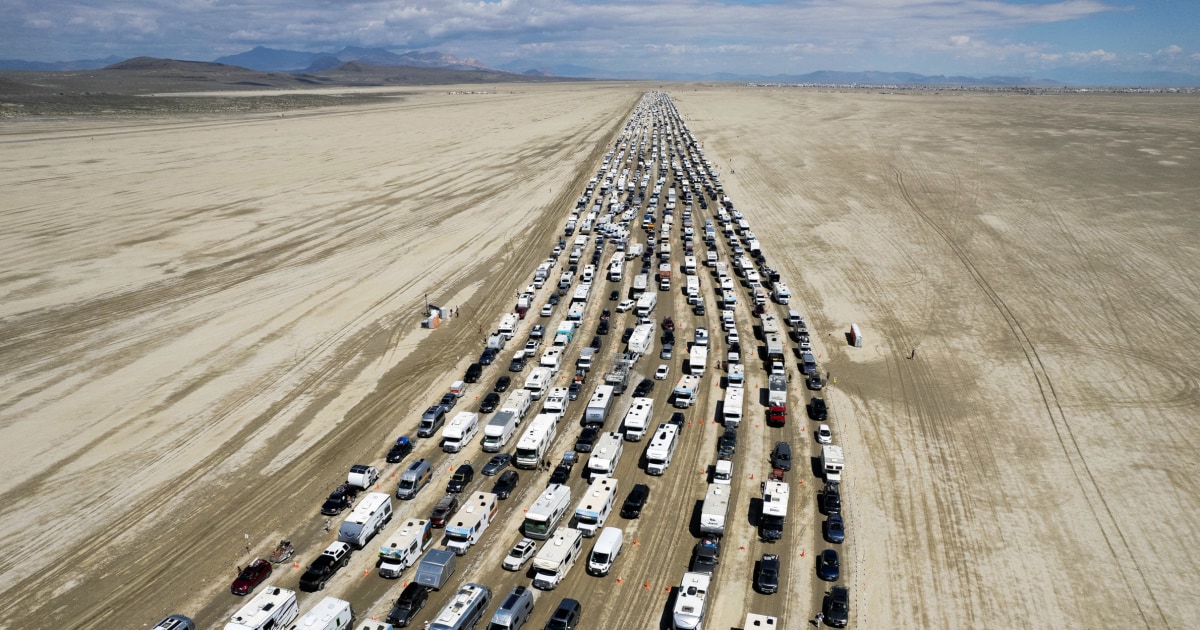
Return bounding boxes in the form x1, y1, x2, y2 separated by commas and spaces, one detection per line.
573, 476, 618, 537
378, 519, 434, 578
759, 481, 789, 542
503, 390, 532, 419
414, 548, 457, 590
645, 423, 679, 476
585, 384, 616, 425
672, 374, 700, 408
603, 362, 631, 396
444, 492, 499, 555
481, 410, 519, 452
524, 484, 573, 540
226, 586, 299, 630
338, 493, 393, 549
300, 542, 353, 592
699, 483, 730, 535
768, 374, 787, 426
292, 596, 353, 630
627, 323, 654, 355
543, 387, 569, 419
531, 527, 584, 590
822, 445, 845, 483
722, 386, 744, 428
621, 397, 654, 441
635, 292, 657, 317
688, 344, 707, 376
513, 414, 558, 469
441, 411, 479, 453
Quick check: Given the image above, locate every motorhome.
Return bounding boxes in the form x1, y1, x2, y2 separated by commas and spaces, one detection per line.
759, 481, 789, 542
635, 292, 657, 317
727, 363, 745, 389
481, 410, 520, 452
289, 597, 353, 630
585, 385, 615, 425
699, 484, 730, 535
338, 492, 393, 549
773, 282, 791, 304
621, 397, 654, 441
524, 367, 553, 400
688, 344, 707, 377
822, 445, 845, 483
441, 411, 479, 453
497, 313, 519, 340
503, 390, 532, 419
428, 583, 492, 630
523, 484, 573, 540
683, 256, 697, 275
540, 347, 563, 374
573, 476, 618, 537
543, 387, 569, 419
627, 323, 654, 355
722, 386, 744, 428
513, 414, 557, 469
672, 374, 700, 409
672, 572, 711, 630
225, 586, 299, 630
532, 527, 584, 590
644, 424, 679, 476
632, 273, 649, 293
445, 492, 499, 555
587, 432, 625, 480
378, 518, 433, 578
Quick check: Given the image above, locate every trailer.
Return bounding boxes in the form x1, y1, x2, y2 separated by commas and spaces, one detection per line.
765, 333, 785, 361
225, 586, 299, 630
627, 323, 654, 355
699, 484, 730, 535
632, 273, 649, 293
688, 345, 707, 377
621, 397, 654, 442
759, 481, 789, 542
768, 374, 787, 426
585, 384, 616, 425
292, 597, 353, 630
444, 492, 499, 555
414, 548, 457, 590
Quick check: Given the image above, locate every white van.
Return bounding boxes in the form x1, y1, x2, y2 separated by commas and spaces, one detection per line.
586, 526, 624, 577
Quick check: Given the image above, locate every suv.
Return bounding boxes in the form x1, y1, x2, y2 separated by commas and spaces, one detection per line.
544, 598, 582, 630
621, 483, 650, 518
690, 541, 719, 574
756, 553, 780, 594
717, 427, 737, 460
808, 396, 828, 420
430, 495, 459, 528
299, 542, 353, 592
479, 392, 501, 413
821, 482, 842, 515
386, 582, 429, 627
494, 375, 511, 392
446, 464, 474, 493
491, 470, 520, 500
770, 441, 792, 471
575, 426, 600, 452
824, 586, 850, 627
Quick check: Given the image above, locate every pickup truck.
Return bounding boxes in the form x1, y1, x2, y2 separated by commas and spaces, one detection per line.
299, 542, 353, 592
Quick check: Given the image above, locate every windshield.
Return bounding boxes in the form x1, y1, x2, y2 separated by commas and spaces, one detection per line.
592, 552, 609, 563
523, 517, 550, 537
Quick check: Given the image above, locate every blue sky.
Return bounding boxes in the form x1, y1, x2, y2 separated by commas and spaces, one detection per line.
4, 0, 1199, 78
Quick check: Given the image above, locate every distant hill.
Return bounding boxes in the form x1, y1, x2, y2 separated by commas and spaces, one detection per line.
0, 55, 126, 71
215, 46, 492, 73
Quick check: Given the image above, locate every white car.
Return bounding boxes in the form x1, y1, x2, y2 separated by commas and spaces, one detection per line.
727, 330, 740, 345
541, 304, 554, 317
503, 538, 538, 571
617, 299, 635, 313
694, 327, 709, 346
655, 364, 669, 380
816, 424, 833, 445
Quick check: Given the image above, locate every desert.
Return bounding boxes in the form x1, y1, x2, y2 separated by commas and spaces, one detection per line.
1, 82, 1198, 630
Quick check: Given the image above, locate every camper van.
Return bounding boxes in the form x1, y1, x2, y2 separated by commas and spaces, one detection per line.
573, 475, 618, 537
395, 459, 433, 500
338, 492, 393, 549
418, 405, 448, 438
481, 410, 520, 452
532, 528, 584, 590
524, 366, 553, 400
586, 526, 624, 577
441, 411, 480, 453
378, 518, 433, 578
523, 483, 572, 540
428, 583, 492, 630
289, 597, 353, 630
225, 586, 299, 630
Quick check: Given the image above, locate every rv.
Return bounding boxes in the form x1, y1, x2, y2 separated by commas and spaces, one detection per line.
441, 411, 479, 453
290, 597, 353, 630
644, 424, 679, 475
524, 366, 553, 400
712, 459, 733, 485
503, 390, 532, 419
586, 526, 624, 577
765, 333, 785, 361
672, 374, 700, 409
395, 459, 433, 500
576, 346, 597, 371
727, 363, 745, 389
635, 292, 657, 317
683, 255, 697, 275
378, 518, 434, 578
338, 492, 393, 549
445, 492, 499, 555
414, 548, 457, 590
627, 323, 654, 355
632, 273, 649, 293
773, 282, 791, 304
428, 583, 492, 630
540, 347, 563, 374
543, 387, 569, 419
744, 613, 779, 630
822, 445, 845, 483
532, 528, 584, 590
621, 397, 654, 441
722, 386, 744, 428
566, 301, 587, 321
488, 586, 535, 630
225, 586, 299, 630
759, 481, 789, 542
587, 432, 625, 480
672, 572, 711, 630
524, 484, 573, 540
481, 410, 520, 452
573, 476, 618, 537
497, 313, 519, 340
513, 414, 557, 469
688, 345, 707, 377
699, 484, 730, 535
585, 385, 615, 425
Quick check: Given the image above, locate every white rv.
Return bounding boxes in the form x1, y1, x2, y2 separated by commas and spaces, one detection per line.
481, 410, 519, 452
445, 492, 499, 555
524, 366, 553, 400
540, 347, 563, 373
289, 597, 353, 630
621, 396, 654, 441
225, 586, 299, 630
338, 492, 393, 549
497, 313, 519, 340
523, 484, 572, 540
513, 414, 557, 469
722, 386, 744, 428
531, 527, 584, 590
378, 518, 433, 578
699, 484, 730, 535
573, 476, 618, 537
587, 432, 625, 480
503, 389, 532, 419
543, 387, 569, 419
672, 374, 700, 409
635, 292, 657, 317
644, 423, 679, 476
759, 481, 789, 542
672, 572, 711, 630
441, 411, 479, 453
688, 345, 707, 377
584, 385, 615, 425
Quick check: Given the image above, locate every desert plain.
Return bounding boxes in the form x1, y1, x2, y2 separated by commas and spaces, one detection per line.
1, 82, 1198, 629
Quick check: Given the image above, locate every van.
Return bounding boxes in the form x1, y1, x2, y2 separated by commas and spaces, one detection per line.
586, 527, 624, 577
464, 363, 483, 383
396, 459, 433, 500
151, 615, 195, 630
545, 599, 581, 630
487, 585, 535, 630
418, 405, 447, 438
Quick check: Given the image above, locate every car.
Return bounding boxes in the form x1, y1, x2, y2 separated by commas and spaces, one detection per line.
823, 513, 846, 544
567, 381, 582, 400
320, 483, 359, 516
770, 441, 792, 471
807, 372, 824, 390
600, 308, 611, 320
385, 436, 414, 463
493, 375, 511, 392
821, 482, 842, 515
661, 330, 675, 344
589, 335, 602, 350
693, 302, 706, 316
662, 316, 674, 331
609, 290, 620, 301
727, 330, 740, 345
479, 348, 498, 366
482, 453, 511, 476
617, 299, 635, 312
466, 361, 484, 380
690, 541, 720, 573
509, 353, 528, 373
544, 598, 582, 630
439, 393, 458, 410
574, 426, 600, 452
654, 364, 669, 380
480, 392, 501, 413
530, 325, 545, 339
824, 586, 850, 627
808, 396, 828, 421
660, 343, 673, 359
621, 483, 650, 518
230, 558, 272, 596
386, 582, 430, 627
492, 469, 520, 500
756, 554, 780, 594
633, 378, 654, 397
549, 293, 560, 305
669, 412, 685, 429
430, 494, 459, 528
717, 427, 737, 459
621, 327, 635, 343
525, 339, 541, 353
817, 548, 840, 581
549, 461, 573, 485
503, 538, 538, 571
446, 463, 475, 493
541, 304, 554, 317
597, 319, 610, 335
816, 424, 833, 444
694, 327, 709, 345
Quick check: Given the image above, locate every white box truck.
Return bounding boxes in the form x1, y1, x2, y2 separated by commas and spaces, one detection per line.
378, 518, 433, 578
445, 492, 499, 555
441, 411, 479, 453
531, 527, 584, 590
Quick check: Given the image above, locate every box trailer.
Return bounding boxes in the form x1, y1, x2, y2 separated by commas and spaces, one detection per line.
414, 548, 457, 590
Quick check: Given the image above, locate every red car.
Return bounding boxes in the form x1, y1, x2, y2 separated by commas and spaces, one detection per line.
230, 558, 272, 596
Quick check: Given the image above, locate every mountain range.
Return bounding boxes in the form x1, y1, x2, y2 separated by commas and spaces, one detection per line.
214, 46, 491, 73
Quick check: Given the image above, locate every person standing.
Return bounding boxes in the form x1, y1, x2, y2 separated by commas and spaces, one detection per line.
815, 612, 825, 626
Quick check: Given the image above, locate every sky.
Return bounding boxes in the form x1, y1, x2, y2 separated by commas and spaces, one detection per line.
4, 0, 1200, 79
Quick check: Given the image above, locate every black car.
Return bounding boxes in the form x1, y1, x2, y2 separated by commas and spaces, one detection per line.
549, 462, 572, 485
509, 354, 528, 372
756, 553, 780, 594
386, 582, 429, 627
545, 598, 582, 630
824, 586, 850, 628
669, 412, 686, 429
385, 436, 414, 463
690, 541, 720, 573
621, 327, 635, 343
439, 393, 458, 410
492, 470, 520, 500
621, 483, 650, 518
568, 382, 582, 400
320, 483, 359, 516
482, 454, 511, 476
590, 335, 602, 350
600, 308, 611, 320
717, 427, 737, 459
817, 548, 840, 582
661, 329, 675, 344
446, 464, 474, 493
808, 396, 828, 421
480, 392, 501, 413
609, 290, 619, 301
821, 482, 842, 515
770, 441, 792, 471
575, 426, 600, 452
549, 293, 560, 305
466, 361, 485, 381
633, 378, 654, 398
479, 348, 497, 366
693, 302, 706, 316
597, 320, 610, 335
807, 372, 824, 390
824, 513, 846, 544
494, 376, 511, 392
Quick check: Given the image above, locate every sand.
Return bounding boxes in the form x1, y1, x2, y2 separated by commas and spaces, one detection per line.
1, 83, 1197, 629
